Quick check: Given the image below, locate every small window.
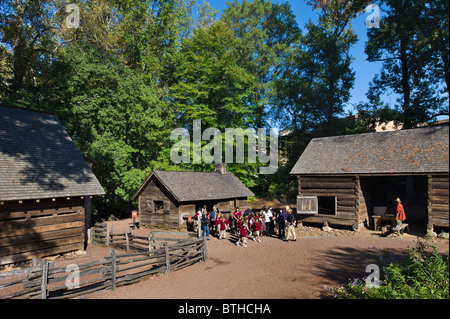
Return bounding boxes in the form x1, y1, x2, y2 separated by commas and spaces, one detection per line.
317, 196, 337, 215
154, 201, 164, 213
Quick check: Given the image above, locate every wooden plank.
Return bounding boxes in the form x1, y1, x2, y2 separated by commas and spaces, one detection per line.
299, 176, 355, 184
431, 204, 450, 212
0, 198, 84, 213
164, 243, 170, 275
0, 235, 82, 258
301, 181, 356, 189
0, 221, 84, 239
431, 182, 449, 189
432, 196, 449, 205
336, 205, 358, 213
0, 206, 84, 222
0, 213, 83, 233
110, 249, 116, 290
337, 198, 359, 206
430, 217, 449, 227
0, 228, 81, 248
432, 188, 449, 197
0, 242, 82, 266
297, 215, 357, 226
202, 237, 208, 262
301, 189, 358, 196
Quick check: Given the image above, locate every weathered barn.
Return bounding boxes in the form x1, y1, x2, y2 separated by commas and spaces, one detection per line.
290, 125, 449, 234
0, 105, 105, 266
131, 164, 254, 230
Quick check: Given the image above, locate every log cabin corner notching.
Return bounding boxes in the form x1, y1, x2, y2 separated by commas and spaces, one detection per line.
131, 164, 255, 230
0, 105, 105, 266
290, 125, 449, 233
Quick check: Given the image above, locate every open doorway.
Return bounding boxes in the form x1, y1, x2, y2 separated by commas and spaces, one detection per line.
360, 176, 428, 235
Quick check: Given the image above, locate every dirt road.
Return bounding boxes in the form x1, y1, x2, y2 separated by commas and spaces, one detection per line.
87, 221, 448, 299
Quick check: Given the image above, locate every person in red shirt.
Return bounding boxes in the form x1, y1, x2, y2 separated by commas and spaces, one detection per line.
394, 198, 407, 234
215, 213, 222, 237
236, 216, 248, 247
233, 207, 242, 235
253, 216, 262, 243
395, 198, 406, 221
219, 216, 229, 239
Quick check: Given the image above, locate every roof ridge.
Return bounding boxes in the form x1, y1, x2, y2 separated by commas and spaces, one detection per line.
310, 125, 448, 142
0, 103, 56, 116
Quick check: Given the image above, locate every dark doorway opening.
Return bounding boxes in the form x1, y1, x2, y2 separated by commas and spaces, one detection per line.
318, 196, 337, 215
360, 175, 428, 235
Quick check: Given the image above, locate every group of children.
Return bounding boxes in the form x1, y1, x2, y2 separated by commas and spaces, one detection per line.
194, 205, 296, 247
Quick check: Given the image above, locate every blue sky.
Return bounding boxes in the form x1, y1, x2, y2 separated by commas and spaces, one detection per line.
207, 0, 389, 114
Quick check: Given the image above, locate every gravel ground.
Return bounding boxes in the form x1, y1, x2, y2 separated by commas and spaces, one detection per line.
81, 219, 448, 300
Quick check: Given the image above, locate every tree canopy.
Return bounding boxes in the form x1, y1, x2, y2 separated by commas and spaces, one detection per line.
1, 0, 448, 217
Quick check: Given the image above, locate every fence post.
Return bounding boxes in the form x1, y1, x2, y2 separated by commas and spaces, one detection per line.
40, 259, 49, 299
106, 223, 110, 247
203, 236, 209, 262
148, 232, 153, 252
109, 248, 116, 290
164, 242, 170, 275
125, 231, 129, 251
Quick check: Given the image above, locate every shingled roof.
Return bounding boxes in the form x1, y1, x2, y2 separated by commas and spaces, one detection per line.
290, 125, 449, 175
0, 105, 105, 202
132, 170, 255, 202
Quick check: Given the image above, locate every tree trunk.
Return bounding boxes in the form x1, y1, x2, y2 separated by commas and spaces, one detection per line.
12, 0, 26, 87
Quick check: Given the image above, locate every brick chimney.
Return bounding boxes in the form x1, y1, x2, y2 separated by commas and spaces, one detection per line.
214, 163, 227, 175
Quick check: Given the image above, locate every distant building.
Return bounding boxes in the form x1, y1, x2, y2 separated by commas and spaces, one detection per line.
132, 164, 254, 230
290, 125, 449, 234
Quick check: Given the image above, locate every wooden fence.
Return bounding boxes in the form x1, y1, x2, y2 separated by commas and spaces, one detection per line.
0, 236, 208, 299
92, 223, 198, 252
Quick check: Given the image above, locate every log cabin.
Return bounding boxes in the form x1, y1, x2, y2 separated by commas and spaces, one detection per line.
131, 164, 254, 230
290, 125, 449, 234
0, 105, 105, 266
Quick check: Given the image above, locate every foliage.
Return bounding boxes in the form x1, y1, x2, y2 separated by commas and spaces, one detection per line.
362, 0, 449, 128
1, 0, 448, 216
334, 241, 449, 299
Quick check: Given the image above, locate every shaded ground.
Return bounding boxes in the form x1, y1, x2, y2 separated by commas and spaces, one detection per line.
83, 219, 448, 299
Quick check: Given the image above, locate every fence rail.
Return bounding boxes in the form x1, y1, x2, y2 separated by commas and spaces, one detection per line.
92, 223, 198, 252
0, 233, 208, 299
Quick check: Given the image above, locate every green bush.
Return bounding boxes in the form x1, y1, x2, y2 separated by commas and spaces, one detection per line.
334, 241, 449, 299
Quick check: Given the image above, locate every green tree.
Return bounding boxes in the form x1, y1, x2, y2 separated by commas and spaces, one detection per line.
171, 19, 255, 130
0, 0, 62, 106
272, 15, 357, 133
222, 0, 300, 128
363, 0, 449, 128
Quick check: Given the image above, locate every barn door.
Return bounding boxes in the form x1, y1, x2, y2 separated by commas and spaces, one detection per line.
297, 196, 318, 214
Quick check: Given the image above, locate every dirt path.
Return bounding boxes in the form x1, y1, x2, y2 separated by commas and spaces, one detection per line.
84, 220, 448, 299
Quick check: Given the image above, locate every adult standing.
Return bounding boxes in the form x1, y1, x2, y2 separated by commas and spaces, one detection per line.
262, 206, 272, 236
201, 208, 210, 240
394, 198, 406, 235
210, 206, 218, 234
285, 208, 297, 241
232, 207, 242, 235
277, 207, 286, 239
267, 206, 274, 236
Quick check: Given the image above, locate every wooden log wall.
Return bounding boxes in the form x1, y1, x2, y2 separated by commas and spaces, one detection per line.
298, 175, 362, 228
0, 198, 85, 266
428, 174, 449, 231
138, 178, 180, 229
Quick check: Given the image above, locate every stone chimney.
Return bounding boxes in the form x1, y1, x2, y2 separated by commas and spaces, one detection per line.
214, 163, 227, 175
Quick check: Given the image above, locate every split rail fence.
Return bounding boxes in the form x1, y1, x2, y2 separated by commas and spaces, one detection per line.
92, 222, 199, 252
0, 224, 208, 299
